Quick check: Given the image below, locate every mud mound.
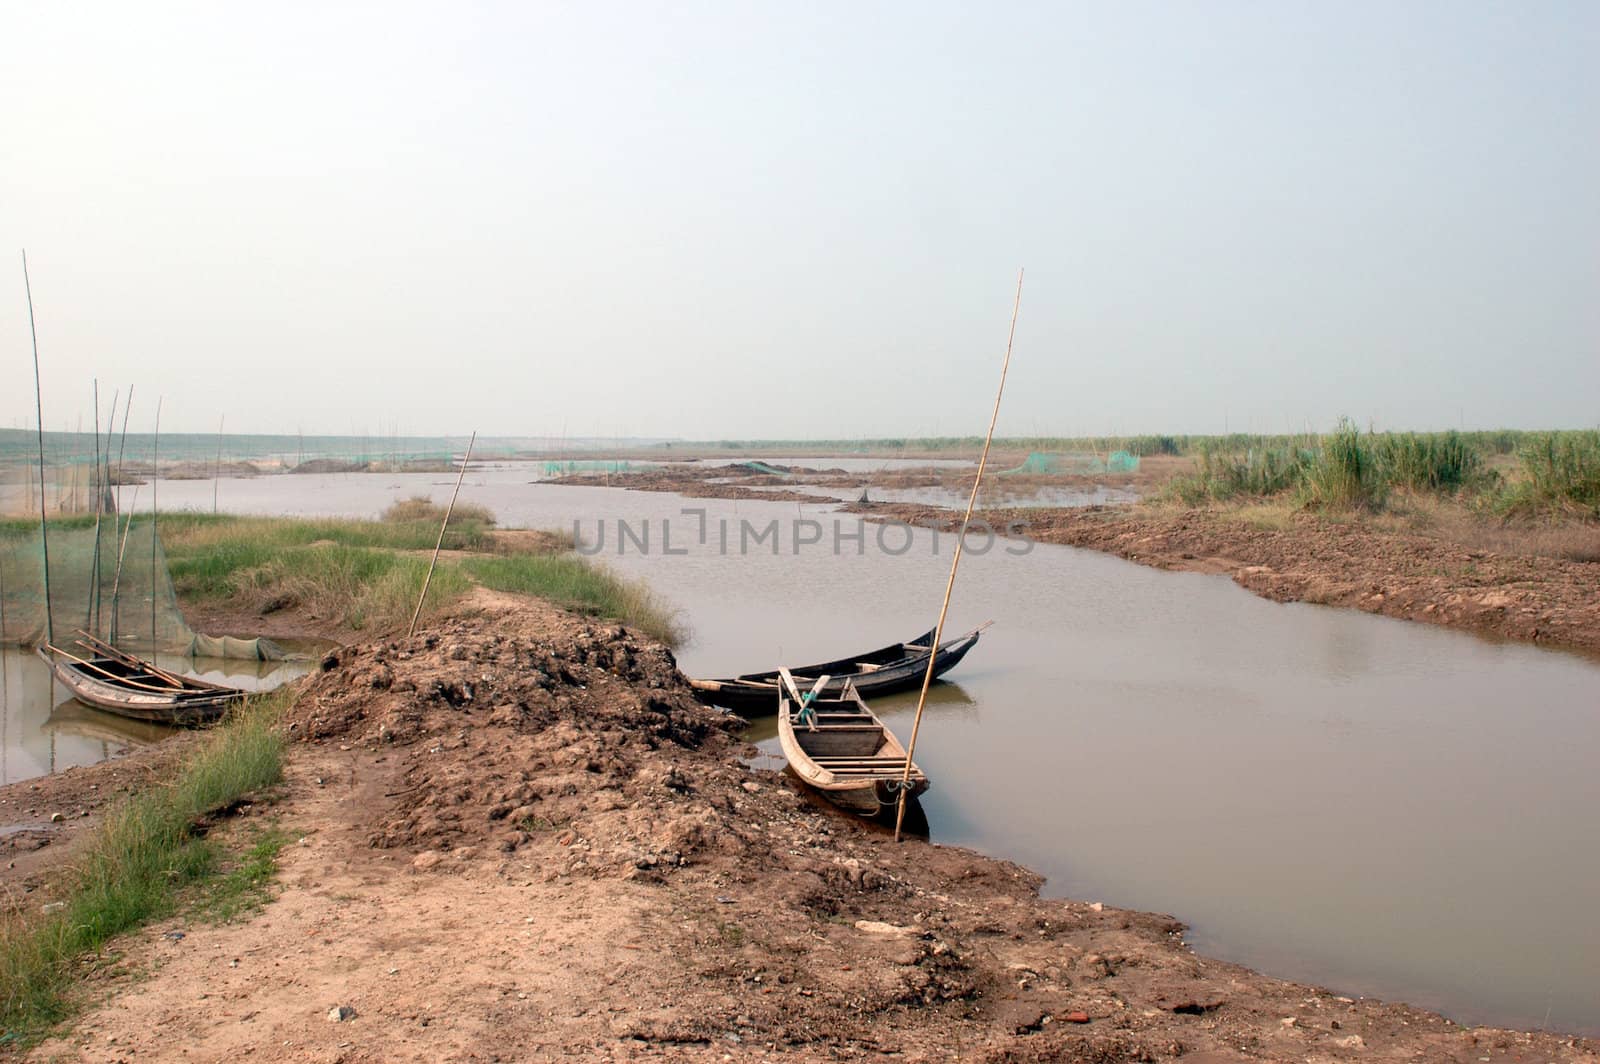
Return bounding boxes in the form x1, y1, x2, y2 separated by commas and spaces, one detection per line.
288, 608, 743, 860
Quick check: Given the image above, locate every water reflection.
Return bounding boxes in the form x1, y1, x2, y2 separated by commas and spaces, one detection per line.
2, 646, 311, 787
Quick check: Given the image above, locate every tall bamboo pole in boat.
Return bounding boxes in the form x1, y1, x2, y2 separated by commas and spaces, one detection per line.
894, 269, 1024, 842
408, 432, 476, 638
23, 250, 55, 648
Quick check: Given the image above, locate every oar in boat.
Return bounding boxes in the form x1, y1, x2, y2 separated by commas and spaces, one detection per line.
778, 667, 831, 730
72, 629, 200, 690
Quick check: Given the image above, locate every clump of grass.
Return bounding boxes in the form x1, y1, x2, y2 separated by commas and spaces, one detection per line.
1375, 431, 1486, 493
237, 544, 471, 631
164, 517, 475, 631
380, 495, 497, 528
0, 692, 289, 1045
190, 825, 292, 924
1165, 442, 1310, 504
462, 554, 686, 647
1496, 431, 1600, 518
161, 514, 680, 641
1301, 420, 1385, 511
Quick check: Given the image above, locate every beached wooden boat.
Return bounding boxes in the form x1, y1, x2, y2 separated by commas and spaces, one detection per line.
36, 632, 244, 726
776, 669, 928, 815
690, 624, 987, 715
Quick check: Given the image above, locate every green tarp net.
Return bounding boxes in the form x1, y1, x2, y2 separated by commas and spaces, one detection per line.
737, 461, 792, 477
1000, 451, 1141, 475
542, 460, 643, 476
1, 519, 282, 660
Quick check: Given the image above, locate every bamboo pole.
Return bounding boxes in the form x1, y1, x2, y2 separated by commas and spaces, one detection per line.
895, 268, 1024, 842
24, 250, 55, 648
109, 387, 134, 642
150, 397, 161, 657
408, 431, 476, 638
96, 388, 119, 634
212, 414, 224, 513
108, 484, 140, 643
87, 380, 103, 633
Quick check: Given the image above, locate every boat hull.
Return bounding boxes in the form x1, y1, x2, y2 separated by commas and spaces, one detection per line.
776, 684, 928, 817
692, 627, 983, 715
39, 650, 243, 726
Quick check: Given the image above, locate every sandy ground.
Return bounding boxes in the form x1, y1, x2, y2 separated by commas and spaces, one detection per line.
10, 595, 1597, 1062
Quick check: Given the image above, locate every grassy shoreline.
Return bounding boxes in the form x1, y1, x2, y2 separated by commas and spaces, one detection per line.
160, 510, 683, 646
0, 693, 288, 1046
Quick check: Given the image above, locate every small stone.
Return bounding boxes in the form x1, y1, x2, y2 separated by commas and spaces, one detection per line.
1061, 1011, 1091, 1024
412, 850, 443, 871
328, 1005, 356, 1022
164, 931, 186, 941
1088, 901, 1103, 912
853, 920, 912, 936
740, 781, 760, 793
41, 901, 66, 914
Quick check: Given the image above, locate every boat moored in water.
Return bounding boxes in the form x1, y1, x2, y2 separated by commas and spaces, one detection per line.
776, 668, 928, 815
37, 632, 245, 726
690, 624, 987, 715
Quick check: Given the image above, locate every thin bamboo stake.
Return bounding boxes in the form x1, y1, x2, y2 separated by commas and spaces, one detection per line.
87, 380, 103, 633
24, 250, 54, 648
114, 384, 133, 516
108, 484, 140, 643
96, 388, 119, 634
895, 268, 1024, 842
109, 387, 134, 642
212, 414, 224, 513
408, 432, 476, 638
150, 397, 162, 657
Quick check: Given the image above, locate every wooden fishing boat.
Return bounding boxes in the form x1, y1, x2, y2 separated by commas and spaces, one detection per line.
776, 669, 928, 815
690, 624, 988, 715
36, 631, 244, 726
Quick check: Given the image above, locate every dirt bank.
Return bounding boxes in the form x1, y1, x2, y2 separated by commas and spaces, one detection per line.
18, 597, 1597, 1061
848, 501, 1600, 657
547, 459, 1174, 506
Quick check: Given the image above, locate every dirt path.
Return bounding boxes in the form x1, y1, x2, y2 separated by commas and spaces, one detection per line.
848, 502, 1600, 657
20, 599, 1598, 1061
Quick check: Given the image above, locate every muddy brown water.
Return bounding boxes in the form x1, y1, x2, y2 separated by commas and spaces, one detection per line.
7, 467, 1598, 1035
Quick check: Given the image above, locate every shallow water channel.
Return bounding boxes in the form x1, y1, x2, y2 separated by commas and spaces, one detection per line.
8, 466, 1598, 1035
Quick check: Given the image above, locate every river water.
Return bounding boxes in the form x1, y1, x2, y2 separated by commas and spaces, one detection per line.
4, 466, 1598, 1035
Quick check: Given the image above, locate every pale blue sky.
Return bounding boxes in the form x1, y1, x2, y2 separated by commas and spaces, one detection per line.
2, 2, 1595, 437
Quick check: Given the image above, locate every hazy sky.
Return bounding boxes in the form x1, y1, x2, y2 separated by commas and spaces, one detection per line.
2, 2, 1595, 438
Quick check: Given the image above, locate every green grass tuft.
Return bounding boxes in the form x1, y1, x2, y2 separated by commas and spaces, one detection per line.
1301, 420, 1385, 511
190, 825, 292, 924
0, 692, 289, 1045
1495, 431, 1600, 518
462, 554, 686, 647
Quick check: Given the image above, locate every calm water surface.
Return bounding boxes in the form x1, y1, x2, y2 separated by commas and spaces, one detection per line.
1, 647, 311, 788
40, 469, 1600, 1034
